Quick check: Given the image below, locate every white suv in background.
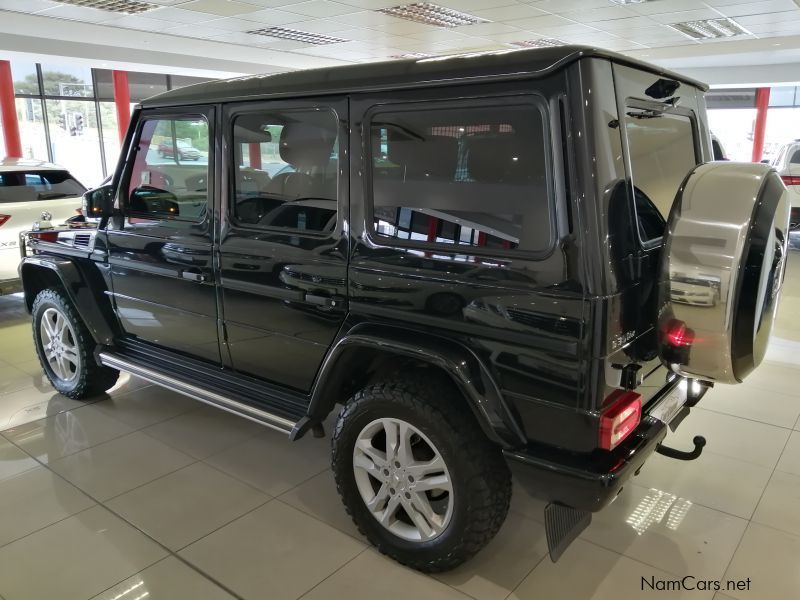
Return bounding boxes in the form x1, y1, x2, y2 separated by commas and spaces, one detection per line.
771, 140, 800, 229
0, 158, 85, 292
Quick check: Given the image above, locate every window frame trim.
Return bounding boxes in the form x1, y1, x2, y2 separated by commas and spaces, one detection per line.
225, 103, 344, 237
120, 108, 214, 225
362, 93, 558, 261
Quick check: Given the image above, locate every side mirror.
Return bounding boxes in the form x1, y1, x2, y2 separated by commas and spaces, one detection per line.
82, 184, 114, 218
760, 159, 770, 164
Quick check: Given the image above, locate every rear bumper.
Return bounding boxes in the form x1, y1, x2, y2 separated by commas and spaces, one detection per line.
505, 415, 667, 512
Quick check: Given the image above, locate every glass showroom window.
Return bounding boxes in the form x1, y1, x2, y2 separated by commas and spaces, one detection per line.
99, 101, 121, 176
14, 98, 48, 161
39, 63, 94, 98
45, 99, 103, 186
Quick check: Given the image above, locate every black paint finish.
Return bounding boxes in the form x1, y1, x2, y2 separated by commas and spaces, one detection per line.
19, 48, 716, 516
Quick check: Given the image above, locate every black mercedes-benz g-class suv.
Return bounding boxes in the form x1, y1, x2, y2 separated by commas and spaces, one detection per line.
18, 46, 790, 572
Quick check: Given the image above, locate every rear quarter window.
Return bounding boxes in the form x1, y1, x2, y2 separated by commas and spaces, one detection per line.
367, 97, 554, 255
0, 170, 85, 203
624, 110, 699, 243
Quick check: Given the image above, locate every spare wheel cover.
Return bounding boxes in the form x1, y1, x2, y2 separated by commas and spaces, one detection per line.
658, 162, 790, 384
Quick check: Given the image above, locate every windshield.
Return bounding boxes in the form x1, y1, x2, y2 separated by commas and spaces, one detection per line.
0, 170, 86, 203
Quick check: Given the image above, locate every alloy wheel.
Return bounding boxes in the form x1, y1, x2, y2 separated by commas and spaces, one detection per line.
39, 307, 80, 382
352, 417, 453, 542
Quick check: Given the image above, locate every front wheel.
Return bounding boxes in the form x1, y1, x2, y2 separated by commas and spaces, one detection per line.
32, 289, 119, 399
332, 375, 511, 572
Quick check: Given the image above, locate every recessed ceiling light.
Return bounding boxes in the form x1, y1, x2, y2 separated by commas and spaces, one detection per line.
669, 17, 750, 40
245, 27, 349, 45
609, 0, 652, 5
379, 3, 488, 28
53, 0, 157, 14
389, 52, 434, 59
508, 38, 564, 49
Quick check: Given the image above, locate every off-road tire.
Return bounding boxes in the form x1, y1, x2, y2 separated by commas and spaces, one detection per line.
32, 289, 119, 399
332, 373, 511, 572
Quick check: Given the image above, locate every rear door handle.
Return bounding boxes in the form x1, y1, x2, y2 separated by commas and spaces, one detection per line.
181, 270, 207, 283
305, 293, 341, 308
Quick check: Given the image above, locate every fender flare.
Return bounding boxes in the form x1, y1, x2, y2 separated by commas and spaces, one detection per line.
305, 323, 527, 449
20, 256, 116, 345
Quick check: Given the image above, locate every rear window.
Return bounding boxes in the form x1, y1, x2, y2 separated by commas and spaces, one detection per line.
625, 110, 699, 243
368, 98, 552, 254
0, 170, 85, 203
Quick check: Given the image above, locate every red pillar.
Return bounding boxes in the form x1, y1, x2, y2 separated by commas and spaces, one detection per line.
0, 60, 22, 158
426, 217, 439, 242
751, 87, 770, 163
248, 143, 262, 169
112, 70, 131, 144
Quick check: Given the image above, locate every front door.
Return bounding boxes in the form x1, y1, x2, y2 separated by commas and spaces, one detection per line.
106, 106, 220, 363
219, 98, 348, 391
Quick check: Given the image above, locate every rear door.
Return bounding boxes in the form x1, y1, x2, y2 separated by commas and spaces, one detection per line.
612, 65, 708, 366
218, 98, 348, 391
106, 107, 219, 363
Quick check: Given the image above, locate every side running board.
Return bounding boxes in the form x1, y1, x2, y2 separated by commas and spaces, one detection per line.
98, 351, 298, 435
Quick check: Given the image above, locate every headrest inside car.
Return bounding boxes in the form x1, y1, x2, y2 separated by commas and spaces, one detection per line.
386, 130, 458, 180
279, 121, 337, 169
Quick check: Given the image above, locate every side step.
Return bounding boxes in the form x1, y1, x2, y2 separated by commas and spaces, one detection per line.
99, 351, 299, 435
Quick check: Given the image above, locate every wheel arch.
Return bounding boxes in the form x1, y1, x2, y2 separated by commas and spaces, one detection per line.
303, 323, 526, 449
20, 256, 117, 345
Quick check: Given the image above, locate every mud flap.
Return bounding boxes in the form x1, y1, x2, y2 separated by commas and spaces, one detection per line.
544, 503, 592, 562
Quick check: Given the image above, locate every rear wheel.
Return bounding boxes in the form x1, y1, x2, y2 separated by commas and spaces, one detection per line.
332, 374, 511, 572
32, 289, 119, 399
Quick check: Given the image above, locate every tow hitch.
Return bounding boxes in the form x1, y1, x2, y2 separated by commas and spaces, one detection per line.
656, 435, 706, 461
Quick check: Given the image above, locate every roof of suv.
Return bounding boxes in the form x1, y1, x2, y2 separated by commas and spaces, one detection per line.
0, 158, 67, 173
141, 45, 707, 108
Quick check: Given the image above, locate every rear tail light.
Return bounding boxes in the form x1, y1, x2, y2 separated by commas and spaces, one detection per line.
599, 391, 642, 451
663, 319, 694, 347
781, 175, 800, 187
0, 214, 10, 227
30, 231, 59, 243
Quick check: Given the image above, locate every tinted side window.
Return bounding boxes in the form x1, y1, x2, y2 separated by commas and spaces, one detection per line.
625, 111, 698, 242
231, 110, 338, 232
791, 149, 800, 164
127, 116, 209, 222
368, 100, 552, 253
0, 170, 85, 203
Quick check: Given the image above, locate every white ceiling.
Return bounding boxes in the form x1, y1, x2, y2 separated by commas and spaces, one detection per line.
1, 0, 800, 85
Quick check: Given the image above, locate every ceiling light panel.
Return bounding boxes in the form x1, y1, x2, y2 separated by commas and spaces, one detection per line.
54, 0, 156, 13
378, 3, 488, 28
669, 17, 750, 40
245, 27, 349, 45
609, 0, 652, 5
508, 38, 564, 48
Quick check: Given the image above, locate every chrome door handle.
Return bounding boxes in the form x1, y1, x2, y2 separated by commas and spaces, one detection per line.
181, 270, 207, 283
305, 293, 341, 308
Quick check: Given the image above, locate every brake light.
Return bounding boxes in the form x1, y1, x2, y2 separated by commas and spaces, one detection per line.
599, 391, 642, 451
781, 175, 800, 187
664, 319, 694, 347
30, 231, 59, 243
0, 214, 9, 227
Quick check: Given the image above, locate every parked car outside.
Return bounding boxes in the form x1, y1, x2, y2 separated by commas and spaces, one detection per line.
771, 139, 800, 229
157, 138, 201, 161
0, 158, 84, 292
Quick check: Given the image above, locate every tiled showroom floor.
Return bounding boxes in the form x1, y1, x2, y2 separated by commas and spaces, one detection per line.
1, 254, 800, 600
